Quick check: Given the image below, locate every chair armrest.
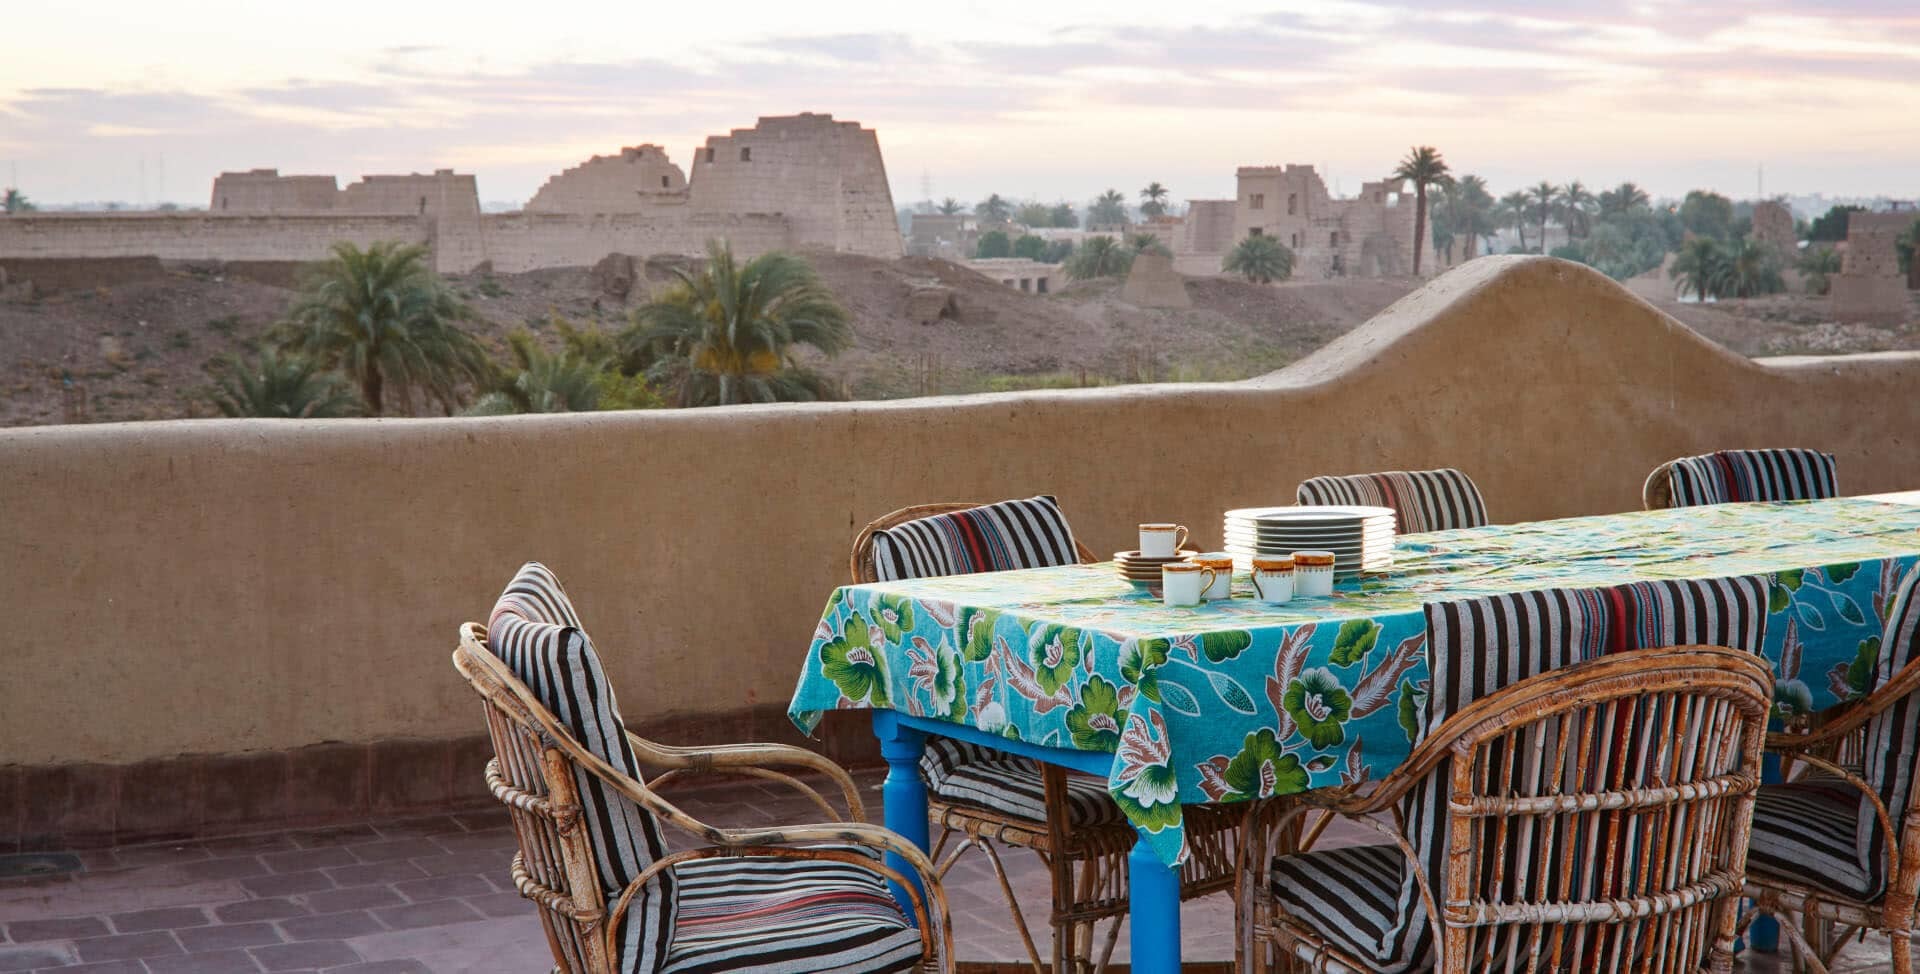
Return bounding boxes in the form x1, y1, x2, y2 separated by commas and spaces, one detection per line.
628, 733, 866, 822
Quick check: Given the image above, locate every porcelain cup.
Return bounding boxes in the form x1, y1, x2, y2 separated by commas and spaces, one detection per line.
1250, 556, 1294, 603
1293, 550, 1336, 597
1191, 552, 1235, 600
1139, 523, 1189, 559
1161, 561, 1215, 607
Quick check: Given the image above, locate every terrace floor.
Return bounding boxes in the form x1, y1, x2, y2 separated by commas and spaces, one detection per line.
0, 769, 1895, 972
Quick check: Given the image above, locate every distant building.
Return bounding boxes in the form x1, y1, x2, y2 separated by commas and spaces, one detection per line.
1174, 164, 1422, 279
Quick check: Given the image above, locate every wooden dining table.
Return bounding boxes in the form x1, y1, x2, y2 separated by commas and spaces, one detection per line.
790, 493, 1920, 972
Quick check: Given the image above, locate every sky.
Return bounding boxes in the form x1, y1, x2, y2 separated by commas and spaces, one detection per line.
3, 0, 1918, 209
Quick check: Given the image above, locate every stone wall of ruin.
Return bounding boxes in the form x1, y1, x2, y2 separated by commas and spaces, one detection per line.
1831, 211, 1914, 324
0, 212, 429, 264
210, 170, 340, 212
525, 145, 689, 213
1174, 200, 1238, 274
688, 113, 901, 258
1212, 166, 1419, 279
477, 211, 792, 273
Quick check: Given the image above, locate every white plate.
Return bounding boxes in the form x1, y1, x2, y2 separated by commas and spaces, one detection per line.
1225, 505, 1396, 524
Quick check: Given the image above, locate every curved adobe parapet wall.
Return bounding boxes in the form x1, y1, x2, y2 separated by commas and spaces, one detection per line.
1, 257, 1916, 779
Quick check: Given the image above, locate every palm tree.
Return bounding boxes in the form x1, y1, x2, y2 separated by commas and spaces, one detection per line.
974, 194, 1011, 222
1599, 182, 1650, 216
467, 329, 609, 415
1451, 175, 1496, 259
2, 188, 34, 213
1498, 191, 1532, 251
1560, 181, 1597, 239
206, 349, 364, 418
1389, 146, 1451, 274
278, 241, 489, 415
627, 240, 852, 407
1716, 239, 1785, 298
1089, 189, 1130, 228
936, 197, 963, 216
1065, 235, 1133, 280
1526, 182, 1560, 252
1128, 232, 1171, 257
1670, 237, 1728, 301
1139, 182, 1170, 219
1223, 235, 1295, 284
1797, 245, 1842, 296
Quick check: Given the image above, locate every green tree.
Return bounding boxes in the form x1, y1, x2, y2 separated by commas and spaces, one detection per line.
1896, 216, 1920, 288
1679, 190, 1735, 240
1389, 146, 1451, 274
1526, 181, 1560, 253
1128, 232, 1171, 257
1670, 237, 1728, 301
467, 322, 659, 415
1088, 189, 1129, 227
626, 240, 852, 407
205, 349, 364, 418
1012, 234, 1046, 260
936, 197, 963, 216
1798, 245, 1842, 296
1049, 202, 1078, 228
1715, 238, 1785, 298
1040, 239, 1075, 264
1448, 174, 1497, 259
1065, 235, 1133, 280
1498, 191, 1532, 251
1598, 182, 1650, 216
975, 230, 1012, 259
1223, 234, 1295, 284
1806, 205, 1864, 243
1139, 182, 1170, 219
974, 194, 1011, 222
1559, 181, 1597, 239
3, 188, 36, 213
1015, 202, 1052, 228
278, 241, 489, 415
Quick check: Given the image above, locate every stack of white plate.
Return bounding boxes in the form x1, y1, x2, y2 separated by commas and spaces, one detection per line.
1222, 505, 1396, 578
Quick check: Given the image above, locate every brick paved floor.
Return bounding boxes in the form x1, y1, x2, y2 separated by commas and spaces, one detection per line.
0, 769, 1897, 972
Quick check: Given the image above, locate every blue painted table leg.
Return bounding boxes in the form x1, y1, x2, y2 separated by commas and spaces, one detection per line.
1128, 832, 1182, 974
1745, 751, 1782, 953
873, 711, 930, 924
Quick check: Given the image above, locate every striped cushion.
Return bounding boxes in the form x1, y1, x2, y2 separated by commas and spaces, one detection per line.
869, 496, 1080, 582
1663, 448, 1838, 507
1751, 565, 1920, 903
919, 738, 1128, 828
1295, 468, 1488, 534
487, 563, 674, 973
1272, 576, 1768, 970
663, 853, 922, 973
1269, 843, 1407, 967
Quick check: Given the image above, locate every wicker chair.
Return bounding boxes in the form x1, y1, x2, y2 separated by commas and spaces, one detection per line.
1643, 448, 1838, 510
1294, 468, 1489, 534
456, 567, 952, 973
1243, 646, 1773, 974
852, 501, 1254, 973
1741, 563, 1920, 974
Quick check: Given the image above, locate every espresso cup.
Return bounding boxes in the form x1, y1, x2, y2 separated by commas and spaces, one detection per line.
1139, 523, 1189, 559
1250, 556, 1294, 603
1190, 552, 1235, 600
1293, 550, 1336, 597
1161, 561, 1215, 607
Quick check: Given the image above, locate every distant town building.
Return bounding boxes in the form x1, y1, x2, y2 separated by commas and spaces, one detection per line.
1172, 164, 1422, 279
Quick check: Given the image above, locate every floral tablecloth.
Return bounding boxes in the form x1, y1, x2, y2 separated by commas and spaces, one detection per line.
790, 498, 1920, 865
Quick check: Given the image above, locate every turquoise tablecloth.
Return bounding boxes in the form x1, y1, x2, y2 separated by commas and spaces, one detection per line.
790, 498, 1920, 865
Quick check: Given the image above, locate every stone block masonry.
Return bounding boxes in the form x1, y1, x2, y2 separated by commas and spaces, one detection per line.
0, 114, 902, 274
1830, 211, 1914, 324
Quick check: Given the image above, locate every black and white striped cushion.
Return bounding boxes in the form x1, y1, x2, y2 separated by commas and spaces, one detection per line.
919, 738, 1127, 828
1665, 448, 1838, 507
488, 563, 675, 973
662, 853, 922, 973
869, 495, 1080, 583
1269, 843, 1407, 965
1749, 565, 1920, 902
1269, 577, 1768, 970
1295, 468, 1489, 534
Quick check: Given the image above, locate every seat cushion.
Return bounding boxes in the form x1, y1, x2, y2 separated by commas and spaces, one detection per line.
869, 495, 1081, 582
662, 852, 922, 973
1270, 843, 1422, 973
1295, 468, 1489, 534
487, 562, 675, 972
919, 738, 1128, 828
1748, 777, 1879, 901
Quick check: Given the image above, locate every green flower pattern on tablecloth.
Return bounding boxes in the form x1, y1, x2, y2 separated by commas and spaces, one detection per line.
791, 499, 1920, 865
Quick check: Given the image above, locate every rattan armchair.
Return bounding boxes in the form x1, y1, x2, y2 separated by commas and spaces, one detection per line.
456, 624, 953, 973
1642, 448, 1839, 510
1243, 647, 1773, 973
851, 501, 1257, 973
1740, 566, 1920, 974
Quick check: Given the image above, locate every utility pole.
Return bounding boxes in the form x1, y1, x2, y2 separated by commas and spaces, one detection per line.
1757, 163, 1764, 199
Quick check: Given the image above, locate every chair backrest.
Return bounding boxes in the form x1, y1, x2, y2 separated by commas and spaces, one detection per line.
1294, 468, 1488, 534
850, 496, 1095, 584
1384, 577, 1771, 972
1645, 448, 1838, 509
466, 563, 674, 973
1857, 564, 1920, 894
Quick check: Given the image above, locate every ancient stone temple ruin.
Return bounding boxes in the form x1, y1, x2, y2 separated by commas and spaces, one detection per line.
0, 114, 901, 274
1173, 165, 1421, 279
